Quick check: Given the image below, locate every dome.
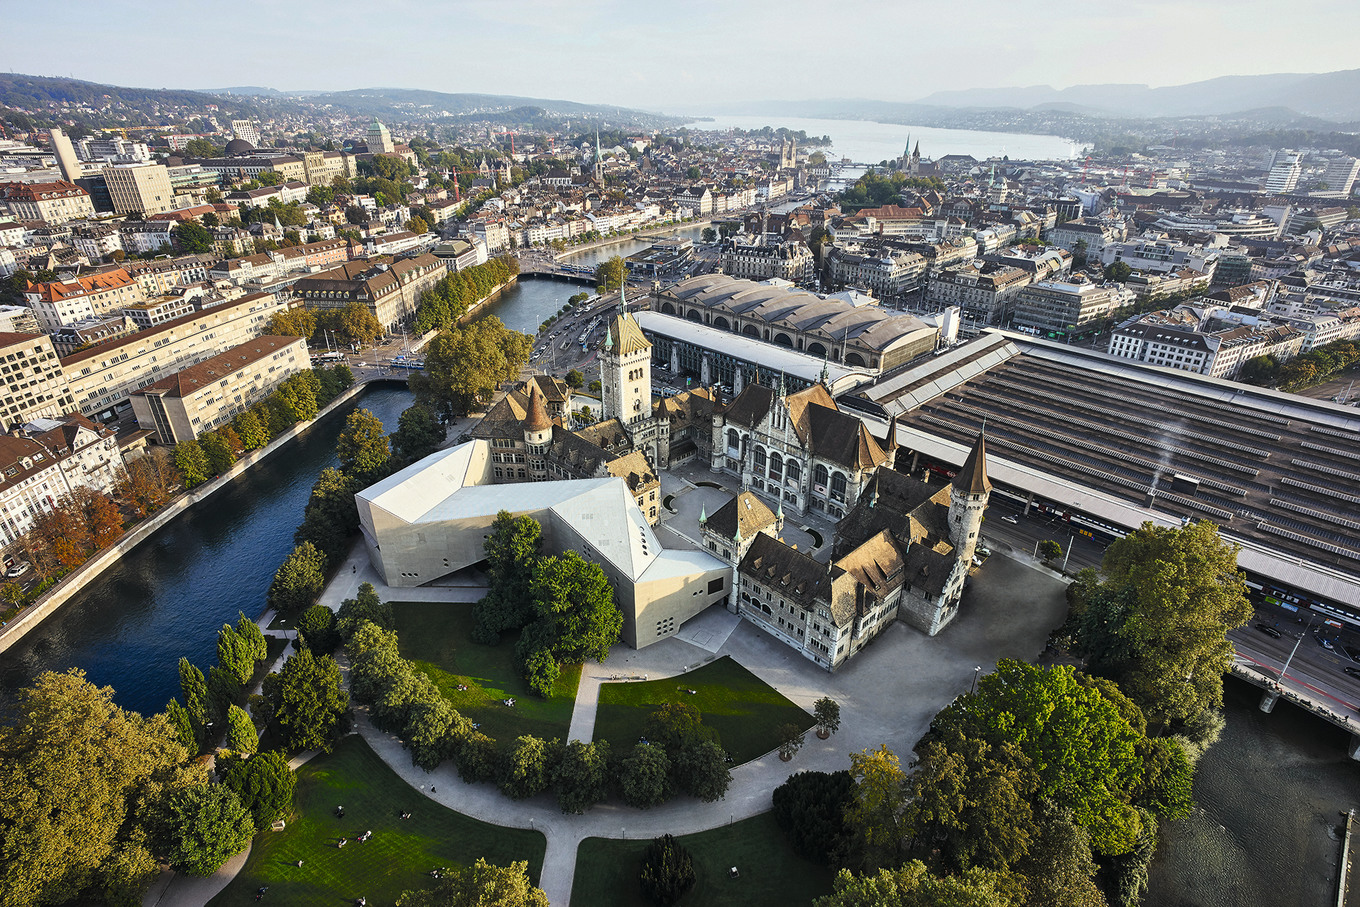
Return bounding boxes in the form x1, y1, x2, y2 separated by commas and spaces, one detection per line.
224, 138, 255, 156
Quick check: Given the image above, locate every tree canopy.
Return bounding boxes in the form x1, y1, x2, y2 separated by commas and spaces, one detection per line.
1067, 520, 1251, 728
411, 317, 533, 418
595, 255, 626, 293
396, 859, 548, 907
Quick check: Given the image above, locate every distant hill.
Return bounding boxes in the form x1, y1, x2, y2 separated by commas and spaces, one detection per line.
0, 73, 262, 128
299, 86, 656, 119
911, 70, 1360, 121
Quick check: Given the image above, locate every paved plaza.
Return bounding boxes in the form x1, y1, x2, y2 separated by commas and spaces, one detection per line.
155, 502, 1070, 906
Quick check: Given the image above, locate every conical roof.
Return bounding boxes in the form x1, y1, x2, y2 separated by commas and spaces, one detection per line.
952, 432, 991, 495
525, 385, 552, 432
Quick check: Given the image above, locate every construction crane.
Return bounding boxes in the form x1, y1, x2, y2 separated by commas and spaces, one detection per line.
1082, 155, 1092, 184
490, 130, 516, 156
445, 168, 493, 204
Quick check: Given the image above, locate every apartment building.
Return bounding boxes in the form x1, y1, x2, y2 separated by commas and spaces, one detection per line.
70, 224, 123, 262
292, 254, 444, 332
0, 334, 77, 431
121, 296, 195, 329
1108, 307, 1305, 378
24, 268, 146, 332
722, 239, 815, 283
131, 335, 308, 444
1011, 278, 1121, 341
0, 181, 95, 224
825, 245, 927, 296
926, 261, 1033, 324
122, 255, 215, 296
60, 291, 284, 421
51, 316, 137, 356
104, 163, 175, 216
0, 306, 40, 335
0, 415, 127, 550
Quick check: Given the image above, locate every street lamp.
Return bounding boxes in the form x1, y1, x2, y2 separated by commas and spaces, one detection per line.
1279, 615, 1317, 686
1061, 534, 1075, 572
971, 665, 982, 694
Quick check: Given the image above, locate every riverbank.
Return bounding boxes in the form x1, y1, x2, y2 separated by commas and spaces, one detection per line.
0, 377, 405, 656
549, 218, 711, 261
459, 276, 516, 324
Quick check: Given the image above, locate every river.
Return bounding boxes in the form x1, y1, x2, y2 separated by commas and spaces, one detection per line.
0, 385, 413, 718
687, 113, 1083, 165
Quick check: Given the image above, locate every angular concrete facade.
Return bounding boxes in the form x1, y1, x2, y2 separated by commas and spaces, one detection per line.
356, 440, 730, 648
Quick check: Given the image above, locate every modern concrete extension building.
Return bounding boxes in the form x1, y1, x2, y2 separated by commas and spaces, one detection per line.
355, 440, 730, 649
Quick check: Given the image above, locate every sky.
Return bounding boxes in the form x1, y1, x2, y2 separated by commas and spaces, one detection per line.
3, 0, 1359, 113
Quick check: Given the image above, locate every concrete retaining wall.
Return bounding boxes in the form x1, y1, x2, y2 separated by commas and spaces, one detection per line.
0, 378, 399, 655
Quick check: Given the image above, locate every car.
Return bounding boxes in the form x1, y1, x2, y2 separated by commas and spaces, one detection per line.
1317, 636, 1336, 651
5, 561, 29, 578
1254, 623, 1282, 639
1001, 515, 1019, 524
1346, 667, 1360, 680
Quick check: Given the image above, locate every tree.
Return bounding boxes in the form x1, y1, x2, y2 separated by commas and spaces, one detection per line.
273, 372, 319, 423
336, 408, 390, 481
554, 739, 611, 814
295, 466, 359, 561
778, 723, 806, 761
772, 770, 855, 864
265, 647, 348, 753
672, 739, 731, 802
473, 511, 543, 643
0, 670, 188, 907
621, 741, 672, 808
565, 368, 585, 389
686, 165, 702, 180
526, 550, 623, 663
845, 745, 909, 870
1103, 261, 1132, 283
396, 859, 548, 907
702, 227, 717, 243
522, 648, 560, 698
407, 215, 430, 235
184, 137, 221, 157
1013, 804, 1108, 907
1038, 539, 1063, 562
391, 403, 444, 464
814, 697, 841, 739
814, 862, 1019, 907
178, 657, 212, 747
166, 699, 197, 751
499, 735, 556, 800
116, 448, 178, 517
173, 221, 213, 254
172, 439, 211, 488
640, 834, 696, 906
73, 487, 123, 549
643, 701, 714, 751
336, 582, 394, 641
224, 704, 258, 754
926, 660, 1144, 857
146, 783, 253, 876
403, 690, 464, 771
1072, 238, 1089, 267
232, 409, 271, 451
267, 541, 328, 615
298, 603, 340, 655
595, 255, 626, 293
411, 317, 533, 417
216, 622, 255, 690
219, 749, 296, 832
236, 611, 268, 663
1072, 520, 1251, 729
266, 307, 317, 339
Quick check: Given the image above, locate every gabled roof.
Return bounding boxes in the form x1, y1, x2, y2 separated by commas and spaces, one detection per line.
738, 532, 829, 608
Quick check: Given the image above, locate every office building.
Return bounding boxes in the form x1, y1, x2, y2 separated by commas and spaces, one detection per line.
0, 334, 77, 431
1265, 151, 1303, 195
103, 163, 175, 216
47, 128, 81, 182
131, 335, 308, 443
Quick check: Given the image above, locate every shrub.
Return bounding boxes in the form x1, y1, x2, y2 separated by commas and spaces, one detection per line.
639, 834, 696, 906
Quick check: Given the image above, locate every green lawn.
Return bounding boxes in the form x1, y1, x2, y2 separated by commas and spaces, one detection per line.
391, 601, 581, 744
592, 656, 812, 763
571, 812, 836, 907
210, 735, 545, 906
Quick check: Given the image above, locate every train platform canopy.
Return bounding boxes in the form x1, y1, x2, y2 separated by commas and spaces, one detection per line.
851, 329, 1360, 611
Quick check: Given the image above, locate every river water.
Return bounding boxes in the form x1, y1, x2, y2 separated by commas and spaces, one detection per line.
0, 385, 413, 718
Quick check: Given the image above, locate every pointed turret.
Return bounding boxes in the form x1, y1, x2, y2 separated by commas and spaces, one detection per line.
524, 384, 552, 433
699, 504, 707, 525
952, 432, 991, 496
885, 413, 898, 452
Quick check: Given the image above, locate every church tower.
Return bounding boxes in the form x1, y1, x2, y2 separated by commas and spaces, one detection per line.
947, 432, 991, 564
599, 287, 653, 429
594, 130, 605, 183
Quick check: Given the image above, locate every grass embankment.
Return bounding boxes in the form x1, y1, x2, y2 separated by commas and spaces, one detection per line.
391, 601, 581, 743
593, 656, 812, 763
210, 735, 545, 906
572, 811, 835, 907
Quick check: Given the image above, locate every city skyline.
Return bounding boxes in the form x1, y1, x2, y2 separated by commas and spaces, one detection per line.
3, 0, 1359, 112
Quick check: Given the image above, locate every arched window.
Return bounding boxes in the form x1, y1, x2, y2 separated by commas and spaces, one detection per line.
814, 464, 829, 489
786, 460, 801, 484
769, 452, 783, 479
831, 471, 848, 501
727, 428, 740, 452
753, 446, 766, 473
